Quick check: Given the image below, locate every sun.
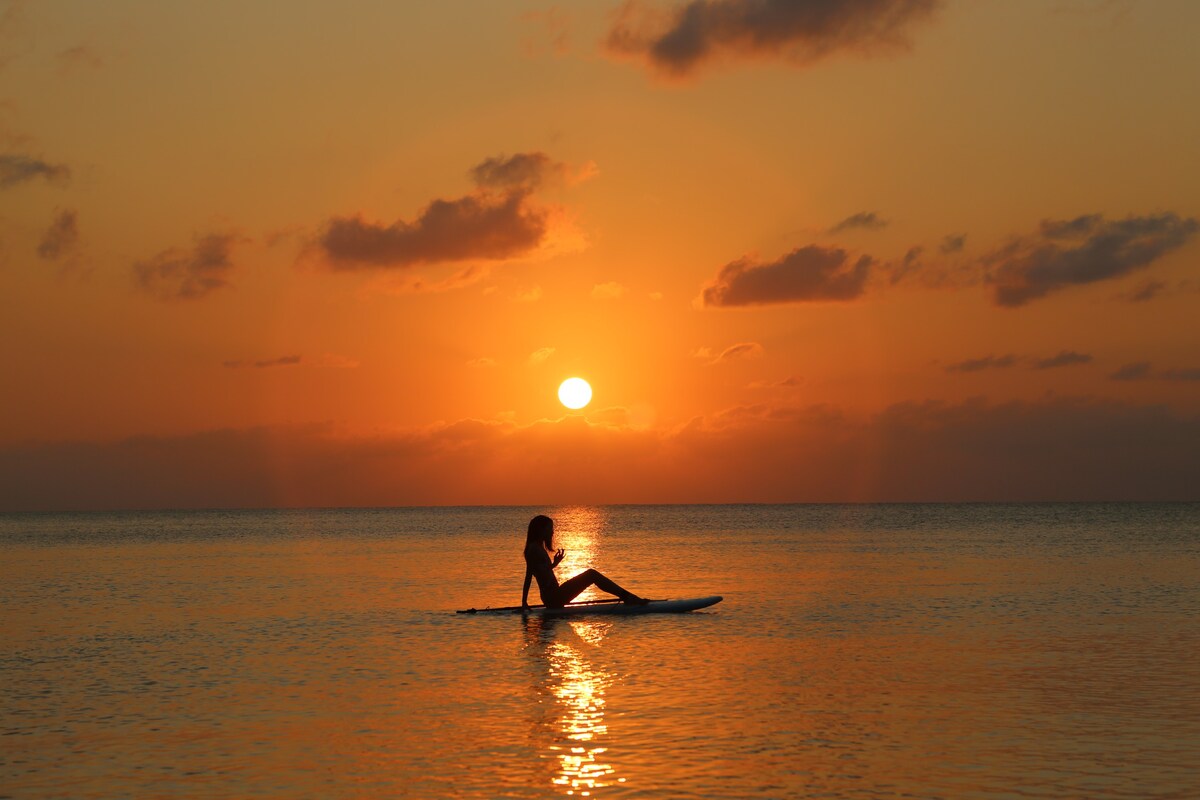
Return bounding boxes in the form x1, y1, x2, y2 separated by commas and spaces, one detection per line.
558, 377, 592, 410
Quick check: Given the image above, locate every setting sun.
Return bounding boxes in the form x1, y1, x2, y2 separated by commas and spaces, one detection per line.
558, 378, 593, 410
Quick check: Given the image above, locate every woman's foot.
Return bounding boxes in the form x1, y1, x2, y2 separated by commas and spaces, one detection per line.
623, 594, 650, 606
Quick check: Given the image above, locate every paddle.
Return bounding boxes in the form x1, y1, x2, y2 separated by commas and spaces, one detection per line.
456, 597, 664, 614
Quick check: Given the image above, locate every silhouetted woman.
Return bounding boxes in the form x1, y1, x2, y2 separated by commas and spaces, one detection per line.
521, 515, 647, 610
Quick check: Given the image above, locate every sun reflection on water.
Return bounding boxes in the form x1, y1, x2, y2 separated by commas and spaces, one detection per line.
526, 616, 625, 796
552, 507, 609, 602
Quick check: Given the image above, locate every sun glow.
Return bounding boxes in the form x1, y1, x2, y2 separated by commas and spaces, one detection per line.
558, 378, 592, 410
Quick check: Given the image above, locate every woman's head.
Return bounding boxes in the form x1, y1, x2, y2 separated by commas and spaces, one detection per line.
526, 515, 553, 549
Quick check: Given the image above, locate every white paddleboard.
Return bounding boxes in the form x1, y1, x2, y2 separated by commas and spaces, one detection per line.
459, 596, 722, 616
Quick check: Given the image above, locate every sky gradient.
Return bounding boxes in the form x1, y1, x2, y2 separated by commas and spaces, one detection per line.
1, 0, 1198, 510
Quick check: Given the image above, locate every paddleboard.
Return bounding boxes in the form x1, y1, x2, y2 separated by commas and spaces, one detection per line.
457, 595, 722, 616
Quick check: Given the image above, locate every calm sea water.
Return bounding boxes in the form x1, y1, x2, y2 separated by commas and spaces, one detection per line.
2, 504, 1198, 799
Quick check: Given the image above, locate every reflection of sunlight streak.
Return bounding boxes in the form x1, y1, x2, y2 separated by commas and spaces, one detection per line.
545, 620, 624, 795
554, 507, 608, 602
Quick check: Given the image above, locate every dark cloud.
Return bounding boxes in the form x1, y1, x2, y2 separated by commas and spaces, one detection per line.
1162, 368, 1200, 382
701, 244, 872, 307
469, 152, 563, 190
829, 211, 887, 233
133, 233, 239, 300
2, 396, 1195, 511
984, 212, 1199, 307
939, 233, 965, 254
945, 354, 1016, 374
223, 355, 302, 369
887, 244, 924, 285
37, 208, 78, 260
320, 190, 547, 269
606, 0, 941, 78
0, 153, 70, 188
1111, 362, 1151, 381
1032, 351, 1092, 370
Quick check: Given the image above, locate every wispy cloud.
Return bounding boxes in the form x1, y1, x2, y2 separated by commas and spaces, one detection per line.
700, 245, 872, 307
591, 281, 628, 300
749, 375, 801, 389
829, 211, 887, 233
1032, 351, 1092, 370
0, 153, 70, 189
37, 208, 79, 260
528, 347, 556, 365
1111, 362, 1200, 382
223, 355, 302, 369
606, 0, 941, 79
1111, 362, 1151, 381
699, 341, 764, 364
939, 233, 966, 254
944, 354, 1017, 373
469, 152, 566, 191
984, 213, 1199, 307
133, 233, 241, 301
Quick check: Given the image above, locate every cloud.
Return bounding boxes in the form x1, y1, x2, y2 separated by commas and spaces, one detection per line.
3, 396, 1196, 511
700, 340, 768, 364
223, 355, 302, 369
313, 152, 594, 270
467, 357, 497, 368
1111, 362, 1200, 382
528, 347, 556, 365
1111, 362, 1151, 381
0, 153, 70, 188
887, 244, 925, 285
939, 233, 965, 254
1032, 351, 1092, 370
368, 264, 490, 295
320, 190, 548, 270
469, 152, 565, 191
133, 233, 240, 301
750, 375, 800, 389
829, 211, 887, 233
700, 244, 872, 307
1122, 280, 1167, 303
944, 354, 1017, 373
591, 281, 628, 300
37, 208, 78, 260
606, 0, 941, 78
984, 212, 1199, 307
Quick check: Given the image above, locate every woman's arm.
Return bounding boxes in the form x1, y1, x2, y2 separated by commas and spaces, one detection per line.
521, 565, 532, 609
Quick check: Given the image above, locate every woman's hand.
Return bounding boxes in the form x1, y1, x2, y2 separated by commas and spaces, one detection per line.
552, 548, 565, 567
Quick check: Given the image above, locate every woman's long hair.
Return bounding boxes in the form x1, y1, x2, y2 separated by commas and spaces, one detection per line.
525, 515, 553, 556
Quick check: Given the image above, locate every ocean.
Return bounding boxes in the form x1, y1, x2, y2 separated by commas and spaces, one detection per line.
2, 504, 1198, 799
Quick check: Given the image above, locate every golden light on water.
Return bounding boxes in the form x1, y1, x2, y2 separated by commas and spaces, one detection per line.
553, 507, 606, 602
548, 620, 619, 796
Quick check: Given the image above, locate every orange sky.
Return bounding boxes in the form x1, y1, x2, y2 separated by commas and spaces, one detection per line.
1, 0, 1198, 509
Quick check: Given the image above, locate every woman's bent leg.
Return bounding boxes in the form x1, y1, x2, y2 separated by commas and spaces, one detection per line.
555, 568, 645, 605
